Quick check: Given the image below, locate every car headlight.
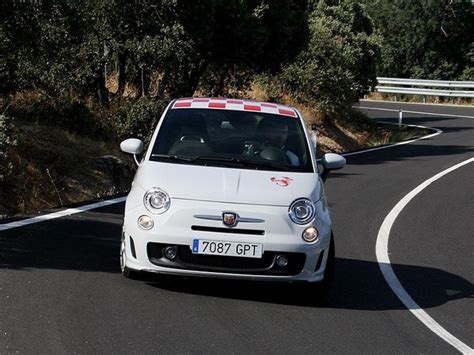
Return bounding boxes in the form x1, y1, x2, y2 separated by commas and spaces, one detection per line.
143, 187, 171, 214
288, 198, 315, 224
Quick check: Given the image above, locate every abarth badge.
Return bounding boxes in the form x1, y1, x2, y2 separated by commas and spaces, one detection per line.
222, 212, 237, 227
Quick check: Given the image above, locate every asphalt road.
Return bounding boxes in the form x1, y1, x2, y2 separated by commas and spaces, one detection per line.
1, 101, 473, 354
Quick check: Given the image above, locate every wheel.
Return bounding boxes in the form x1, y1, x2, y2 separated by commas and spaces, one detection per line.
120, 234, 141, 280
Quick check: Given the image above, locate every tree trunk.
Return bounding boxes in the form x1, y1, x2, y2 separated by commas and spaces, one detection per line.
156, 72, 167, 99
186, 60, 209, 97
117, 51, 126, 96
96, 69, 109, 106
213, 69, 227, 97
139, 65, 151, 97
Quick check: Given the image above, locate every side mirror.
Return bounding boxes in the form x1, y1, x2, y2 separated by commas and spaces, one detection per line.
120, 138, 144, 166
320, 153, 346, 181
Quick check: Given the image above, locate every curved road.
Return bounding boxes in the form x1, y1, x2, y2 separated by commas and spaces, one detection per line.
1, 101, 473, 353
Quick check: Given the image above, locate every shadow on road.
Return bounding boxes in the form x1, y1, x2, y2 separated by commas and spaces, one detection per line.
0, 207, 472, 311
142, 257, 473, 311
0, 207, 124, 273
338, 112, 474, 166
345, 143, 473, 166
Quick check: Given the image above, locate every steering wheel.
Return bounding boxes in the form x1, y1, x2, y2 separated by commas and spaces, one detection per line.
180, 135, 206, 144
242, 141, 264, 157
259, 146, 289, 164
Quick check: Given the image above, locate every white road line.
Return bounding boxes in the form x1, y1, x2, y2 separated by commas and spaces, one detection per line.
342, 123, 442, 157
0, 197, 127, 231
376, 157, 474, 354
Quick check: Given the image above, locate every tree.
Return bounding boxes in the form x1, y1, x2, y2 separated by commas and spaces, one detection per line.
178, 0, 308, 96
0, 1, 110, 103
273, 1, 380, 116
363, 0, 474, 80
1, 0, 310, 101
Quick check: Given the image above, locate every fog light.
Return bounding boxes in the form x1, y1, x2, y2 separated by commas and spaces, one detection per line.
276, 255, 288, 267
138, 215, 154, 230
164, 246, 177, 261
302, 226, 319, 242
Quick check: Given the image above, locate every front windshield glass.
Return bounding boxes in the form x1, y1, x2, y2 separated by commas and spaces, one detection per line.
150, 108, 313, 173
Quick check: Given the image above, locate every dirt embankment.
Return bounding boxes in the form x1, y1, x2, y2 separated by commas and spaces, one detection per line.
0, 122, 134, 218
0, 106, 429, 219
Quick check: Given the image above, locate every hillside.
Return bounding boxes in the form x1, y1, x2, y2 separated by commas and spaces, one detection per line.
0, 106, 429, 218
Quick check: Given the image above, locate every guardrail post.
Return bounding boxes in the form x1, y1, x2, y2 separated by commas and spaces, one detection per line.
398, 109, 403, 127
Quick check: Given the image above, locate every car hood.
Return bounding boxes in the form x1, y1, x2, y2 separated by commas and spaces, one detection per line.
135, 161, 320, 207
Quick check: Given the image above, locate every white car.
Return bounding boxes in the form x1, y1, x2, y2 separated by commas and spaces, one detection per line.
119, 98, 345, 294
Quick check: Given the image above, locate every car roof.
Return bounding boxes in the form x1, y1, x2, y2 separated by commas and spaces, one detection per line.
171, 97, 298, 118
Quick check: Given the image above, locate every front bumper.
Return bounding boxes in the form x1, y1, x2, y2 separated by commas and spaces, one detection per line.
122, 198, 332, 283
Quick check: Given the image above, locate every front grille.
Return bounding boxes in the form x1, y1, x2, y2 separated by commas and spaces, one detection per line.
147, 243, 305, 276
191, 225, 265, 236
178, 246, 273, 270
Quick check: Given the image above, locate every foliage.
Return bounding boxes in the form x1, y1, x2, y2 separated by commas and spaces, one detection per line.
0, 0, 313, 137
363, 0, 474, 80
112, 98, 168, 142
263, 1, 380, 115
9, 94, 106, 138
1, 1, 113, 103
1, 0, 470, 137
176, 0, 308, 96
1, 0, 309, 100
0, 110, 16, 177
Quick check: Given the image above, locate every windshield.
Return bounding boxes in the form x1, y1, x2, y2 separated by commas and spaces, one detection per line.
150, 108, 313, 172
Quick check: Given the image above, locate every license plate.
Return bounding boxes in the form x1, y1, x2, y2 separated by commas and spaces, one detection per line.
192, 239, 263, 258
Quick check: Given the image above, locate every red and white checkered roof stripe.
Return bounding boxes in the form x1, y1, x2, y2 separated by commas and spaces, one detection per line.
172, 97, 298, 118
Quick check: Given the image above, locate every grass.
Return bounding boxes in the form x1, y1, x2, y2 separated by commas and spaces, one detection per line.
318, 110, 431, 155
366, 92, 473, 106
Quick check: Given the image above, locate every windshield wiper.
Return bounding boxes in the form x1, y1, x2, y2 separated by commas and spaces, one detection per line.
195, 156, 289, 171
152, 154, 289, 171
150, 154, 195, 162
233, 158, 289, 171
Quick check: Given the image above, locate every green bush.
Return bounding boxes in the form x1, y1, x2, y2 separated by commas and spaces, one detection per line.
9, 94, 168, 143
0, 112, 15, 178
9, 94, 106, 138
362, 0, 474, 80
112, 98, 168, 142
261, 2, 380, 117
61, 102, 100, 136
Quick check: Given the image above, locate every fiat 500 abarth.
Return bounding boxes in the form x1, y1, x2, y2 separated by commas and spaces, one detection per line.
119, 98, 345, 292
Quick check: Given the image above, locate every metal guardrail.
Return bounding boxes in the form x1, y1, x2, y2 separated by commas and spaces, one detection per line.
375, 77, 474, 98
